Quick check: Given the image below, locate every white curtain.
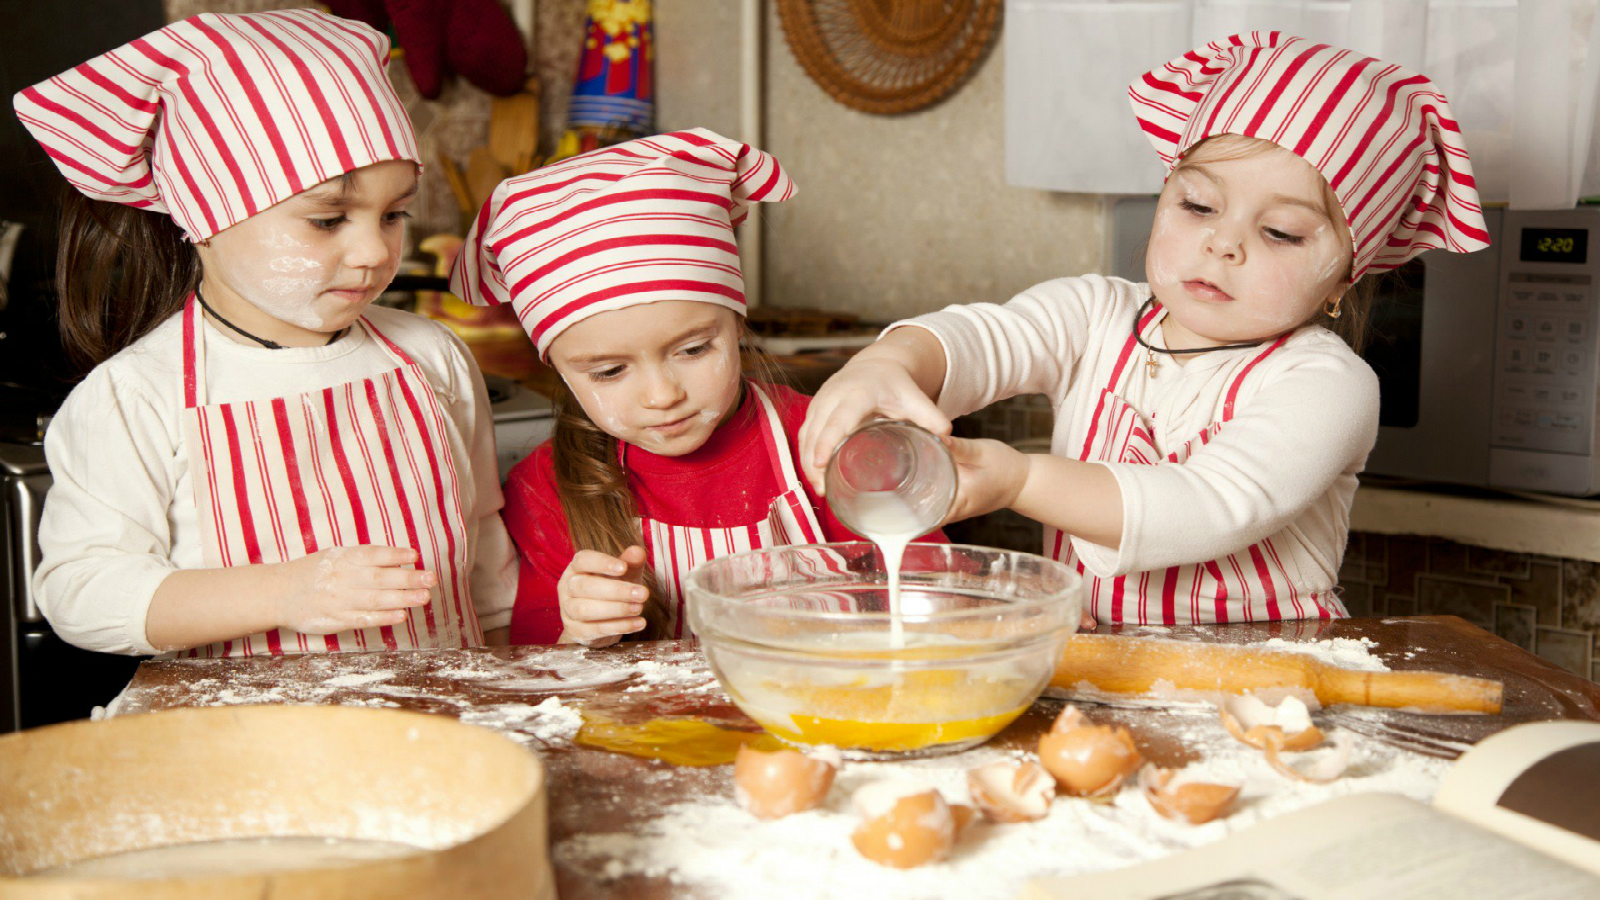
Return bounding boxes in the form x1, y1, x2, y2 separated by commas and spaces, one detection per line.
1004, 0, 1600, 208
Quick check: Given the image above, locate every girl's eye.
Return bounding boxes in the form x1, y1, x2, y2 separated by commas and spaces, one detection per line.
588, 365, 625, 383
383, 210, 413, 225
681, 341, 713, 358
309, 215, 346, 231
1177, 199, 1214, 216
1264, 227, 1306, 246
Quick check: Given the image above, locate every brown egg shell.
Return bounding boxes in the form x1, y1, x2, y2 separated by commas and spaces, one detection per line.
1048, 704, 1091, 734
967, 760, 1055, 823
1219, 696, 1324, 752
850, 789, 958, 869
1139, 765, 1240, 825
1261, 730, 1355, 784
733, 744, 839, 820
1038, 722, 1143, 798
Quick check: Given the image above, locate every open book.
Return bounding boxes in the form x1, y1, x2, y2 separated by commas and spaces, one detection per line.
1021, 721, 1600, 900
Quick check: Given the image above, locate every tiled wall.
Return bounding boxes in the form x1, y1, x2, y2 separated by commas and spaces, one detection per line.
945, 395, 1600, 684
1338, 535, 1600, 683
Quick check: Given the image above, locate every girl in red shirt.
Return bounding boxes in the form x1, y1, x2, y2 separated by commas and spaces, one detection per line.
452, 129, 935, 645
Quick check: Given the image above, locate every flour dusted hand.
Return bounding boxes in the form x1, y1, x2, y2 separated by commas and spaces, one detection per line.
799, 356, 950, 493
558, 546, 649, 647
942, 436, 1030, 525
275, 546, 435, 634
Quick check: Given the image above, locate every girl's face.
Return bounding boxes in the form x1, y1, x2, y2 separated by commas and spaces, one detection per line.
548, 302, 744, 457
197, 160, 417, 344
1145, 143, 1352, 348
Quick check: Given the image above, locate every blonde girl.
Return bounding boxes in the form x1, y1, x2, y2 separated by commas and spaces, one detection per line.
801, 34, 1490, 626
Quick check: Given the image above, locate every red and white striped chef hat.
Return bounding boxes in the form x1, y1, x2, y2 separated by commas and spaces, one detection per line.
1128, 32, 1490, 281
14, 9, 419, 243
451, 128, 795, 358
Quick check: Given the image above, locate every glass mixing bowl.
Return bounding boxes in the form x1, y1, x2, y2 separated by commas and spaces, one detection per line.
686, 543, 1083, 759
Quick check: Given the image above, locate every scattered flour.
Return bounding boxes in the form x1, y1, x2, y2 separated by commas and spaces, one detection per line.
323, 671, 396, 688
555, 706, 1450, 900
1256, 636, 1388, 671
458, 697, 583, 745
625, 654, 719, 693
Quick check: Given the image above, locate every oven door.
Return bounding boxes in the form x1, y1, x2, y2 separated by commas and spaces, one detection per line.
3, 456, 141, 733
1364, 208, 1504, 487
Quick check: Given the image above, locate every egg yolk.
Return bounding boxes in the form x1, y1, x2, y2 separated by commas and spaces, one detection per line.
745, 668, 1032, 752
574, 715, 785, 766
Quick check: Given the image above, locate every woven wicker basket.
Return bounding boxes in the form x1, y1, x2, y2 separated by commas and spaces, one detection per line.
777, 0, 1002, 115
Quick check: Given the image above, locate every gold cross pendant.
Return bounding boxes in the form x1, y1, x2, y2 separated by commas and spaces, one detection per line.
1145, 351, 1160, 378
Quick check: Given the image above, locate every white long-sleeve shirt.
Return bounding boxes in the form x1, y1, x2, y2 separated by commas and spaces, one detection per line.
902, 275, 1379, 611
34, 305, 517, 655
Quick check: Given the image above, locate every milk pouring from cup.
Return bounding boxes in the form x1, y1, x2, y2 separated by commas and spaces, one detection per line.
824, 420, 957, 645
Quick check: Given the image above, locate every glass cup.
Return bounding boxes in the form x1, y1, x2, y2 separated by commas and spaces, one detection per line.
824, 419, 957, 539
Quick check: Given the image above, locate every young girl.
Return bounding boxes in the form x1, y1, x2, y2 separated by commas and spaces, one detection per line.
452, 129, 938, 646
19, 10, 517, 657
801, 33, 1490, 626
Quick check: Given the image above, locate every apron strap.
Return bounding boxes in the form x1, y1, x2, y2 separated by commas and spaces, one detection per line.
1078, 301, 1163, 460
182, 294, 204, 409
748, 382, 826, 542
749, 382, 801, 489
359, 313, 421, 368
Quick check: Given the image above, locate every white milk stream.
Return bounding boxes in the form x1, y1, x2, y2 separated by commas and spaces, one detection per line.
847, 492, 926, 648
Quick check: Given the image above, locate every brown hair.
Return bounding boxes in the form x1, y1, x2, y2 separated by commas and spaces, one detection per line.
54, 188, 202, 372
1173, 134, 1376, 354
550, 321, 787, 640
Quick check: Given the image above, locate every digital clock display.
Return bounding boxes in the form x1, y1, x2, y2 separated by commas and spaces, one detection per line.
1520, 228, 1588, 264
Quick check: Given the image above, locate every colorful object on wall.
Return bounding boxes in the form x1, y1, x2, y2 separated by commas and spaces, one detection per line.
776, 0, 1000, 115
324, 0, 528, 99
548, 0, 655, 162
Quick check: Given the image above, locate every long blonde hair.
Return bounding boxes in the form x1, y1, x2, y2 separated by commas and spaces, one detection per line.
1172, 134, 1378, 354
550, 321, 786, 640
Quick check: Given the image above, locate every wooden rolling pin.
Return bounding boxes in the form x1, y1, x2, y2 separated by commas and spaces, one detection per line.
1051, 634, 1503, 714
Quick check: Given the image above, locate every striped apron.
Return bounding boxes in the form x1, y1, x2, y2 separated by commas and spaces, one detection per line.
180, 296, 480, 657
1049, 303, 1348, 627
630, 383, 827, 639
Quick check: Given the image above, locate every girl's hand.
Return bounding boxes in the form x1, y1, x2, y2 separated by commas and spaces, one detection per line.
940, 441, 1096, 634
799, 357, 951, 493
942, 437, 1031, 525
275, 546, 434, 634
558, 545, 649, 647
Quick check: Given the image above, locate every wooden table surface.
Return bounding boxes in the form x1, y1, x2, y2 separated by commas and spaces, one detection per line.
112, 616, 1600, 898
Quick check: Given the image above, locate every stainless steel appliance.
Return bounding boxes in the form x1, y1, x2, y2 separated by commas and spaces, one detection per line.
483, 374, 555, 480
1, 437, 142, 734
1110, 198, 1600, 496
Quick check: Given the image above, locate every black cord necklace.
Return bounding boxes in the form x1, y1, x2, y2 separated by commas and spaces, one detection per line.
1132, 296, 1268, 378
195, 289, 344, 349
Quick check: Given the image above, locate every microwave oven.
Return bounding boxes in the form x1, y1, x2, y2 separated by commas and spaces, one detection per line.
1109, 199, 1600, 496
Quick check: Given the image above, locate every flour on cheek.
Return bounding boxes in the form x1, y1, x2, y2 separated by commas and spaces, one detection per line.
1145, 207, 1181, 289
228, 229, 333, 330
567, 377, 630, 439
